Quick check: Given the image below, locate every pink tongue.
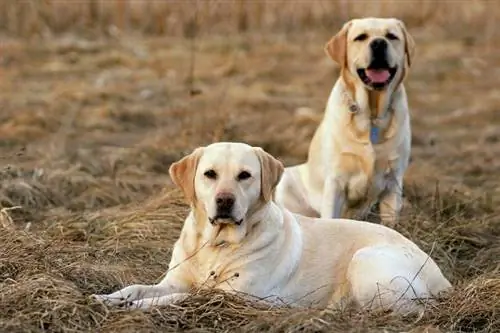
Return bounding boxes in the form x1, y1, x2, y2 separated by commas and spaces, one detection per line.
365, 69, 390, 83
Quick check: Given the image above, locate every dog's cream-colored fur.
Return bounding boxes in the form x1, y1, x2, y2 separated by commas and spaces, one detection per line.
93, 142, 451, 314
275, 18, 414, 227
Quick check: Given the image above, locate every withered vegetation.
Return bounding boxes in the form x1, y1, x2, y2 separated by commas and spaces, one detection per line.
0, 1, 499, 332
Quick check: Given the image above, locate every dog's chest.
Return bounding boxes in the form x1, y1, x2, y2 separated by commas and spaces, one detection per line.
188, 247, 241, 288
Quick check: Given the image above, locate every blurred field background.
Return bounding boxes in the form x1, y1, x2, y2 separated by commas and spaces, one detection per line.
0, 0, 498, 38
0, 0, 499, 332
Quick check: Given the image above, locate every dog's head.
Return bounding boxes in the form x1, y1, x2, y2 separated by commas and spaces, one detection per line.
169, 142, 284, 243
325, 17, 415, 91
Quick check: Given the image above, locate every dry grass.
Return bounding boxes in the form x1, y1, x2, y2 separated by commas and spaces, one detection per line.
0, 1, 500, 332
0, 0, 499, 40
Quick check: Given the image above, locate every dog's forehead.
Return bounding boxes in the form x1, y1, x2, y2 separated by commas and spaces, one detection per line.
199, 143, 260, 171
349, 18, 401, 36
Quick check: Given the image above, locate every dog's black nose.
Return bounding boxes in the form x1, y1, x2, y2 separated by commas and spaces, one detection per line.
370, 38, 388, 56
215, 192, 235, 212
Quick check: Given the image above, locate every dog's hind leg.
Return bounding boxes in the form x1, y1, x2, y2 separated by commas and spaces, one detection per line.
347, 245, 434, 315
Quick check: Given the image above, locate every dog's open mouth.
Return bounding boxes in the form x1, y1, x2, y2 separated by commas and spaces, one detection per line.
357, 66, 398, 90
209, 215, 243, 226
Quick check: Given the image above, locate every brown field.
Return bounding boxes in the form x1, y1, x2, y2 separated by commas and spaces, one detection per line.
0, 1, 499, 332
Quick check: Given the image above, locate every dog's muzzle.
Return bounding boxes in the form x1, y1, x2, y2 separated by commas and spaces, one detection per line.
209, 215, 243, 226
356, 38, 398, 90
209, 192, 243, 226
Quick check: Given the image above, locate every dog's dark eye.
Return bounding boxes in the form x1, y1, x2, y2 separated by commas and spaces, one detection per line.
237, 171, 252, 181
204, 169, 217, 180
354, 33, 368, 42
386, 32, 399, 41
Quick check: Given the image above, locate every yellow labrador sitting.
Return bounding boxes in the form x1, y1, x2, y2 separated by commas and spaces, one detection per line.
275, 18, 414, 227
93, 142, 451, 314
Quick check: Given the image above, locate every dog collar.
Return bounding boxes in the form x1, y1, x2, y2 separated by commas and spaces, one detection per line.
342, 91, 360, 114
370, 126, 380, 144
341, 91, 389, 145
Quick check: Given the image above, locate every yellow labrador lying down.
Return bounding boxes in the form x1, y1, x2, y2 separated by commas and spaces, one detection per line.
275, 18, 415, 227
93, 142, 451, 314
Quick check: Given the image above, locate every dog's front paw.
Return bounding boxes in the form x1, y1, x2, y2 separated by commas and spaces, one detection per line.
91, 284, 148, 307
128, 299, 147, 309
128, 297, 165, 309
92, 293, 128, 306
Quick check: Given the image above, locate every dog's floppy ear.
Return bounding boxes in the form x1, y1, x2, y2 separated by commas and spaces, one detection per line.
325, 21, 352, 68
398, 21, 415, 67
253, 147, 284, 202
169, 147, 204, 204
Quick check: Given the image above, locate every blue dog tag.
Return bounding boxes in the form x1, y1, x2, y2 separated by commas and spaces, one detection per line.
370, 126, 380, 144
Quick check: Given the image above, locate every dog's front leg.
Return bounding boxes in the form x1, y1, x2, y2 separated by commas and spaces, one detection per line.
129, 292, 191, 309
131, 285, 287, 310
93, 269, 190, 308
93, 283, 177, 307
320, 176, 346, 219
379, 178, 403, 228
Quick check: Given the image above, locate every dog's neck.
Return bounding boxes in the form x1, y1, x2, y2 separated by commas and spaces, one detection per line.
367, 89, 392, 121
341, 70, 397, 123
339, 71, 402, 144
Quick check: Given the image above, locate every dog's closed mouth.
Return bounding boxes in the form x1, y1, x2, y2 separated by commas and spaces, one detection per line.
209, 216, 243, 226
357, 67, 397, 89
